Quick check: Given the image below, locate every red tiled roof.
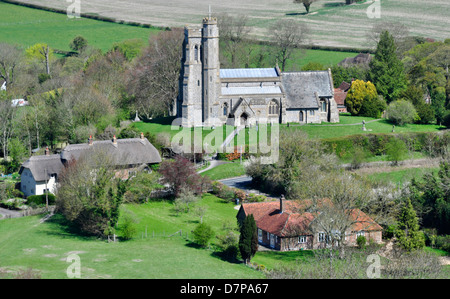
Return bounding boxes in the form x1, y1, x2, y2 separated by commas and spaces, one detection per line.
241, 199, 382, 237
334, 88, 347, 106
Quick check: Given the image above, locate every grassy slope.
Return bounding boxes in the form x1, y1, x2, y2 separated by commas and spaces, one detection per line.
0, 2, 159, 52
0, 194, 263, 279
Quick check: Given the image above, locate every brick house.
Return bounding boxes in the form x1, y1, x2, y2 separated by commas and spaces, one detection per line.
236, 197, 383, 251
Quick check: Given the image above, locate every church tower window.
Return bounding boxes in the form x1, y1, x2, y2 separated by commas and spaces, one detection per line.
269, 100, 279, 115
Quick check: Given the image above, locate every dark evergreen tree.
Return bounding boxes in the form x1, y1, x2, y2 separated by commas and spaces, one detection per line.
369, 30, 407, 102
239, 214, 258, 264
394, 198, 425, 251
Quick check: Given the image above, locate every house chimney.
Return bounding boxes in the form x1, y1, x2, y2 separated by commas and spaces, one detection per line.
45, 146, 50, 156
112, 135, 117, 145
140, 132, 144, 140
280, 194, 285, 214
88, 135, 93, 146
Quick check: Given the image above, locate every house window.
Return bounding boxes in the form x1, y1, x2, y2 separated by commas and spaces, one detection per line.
310, 110, 315, 116
356, 231, 365, 238
258, 229, 262, 242
318, 232, 326, 242
268, 100, 279, 115
298, 236, 307, 243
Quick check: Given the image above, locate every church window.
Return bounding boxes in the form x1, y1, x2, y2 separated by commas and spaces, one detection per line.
194, 45, 199, 61
269, 100, 279, 115
223, 103, 228, 116
310, 110, 315, 116
320, 99, 327, 112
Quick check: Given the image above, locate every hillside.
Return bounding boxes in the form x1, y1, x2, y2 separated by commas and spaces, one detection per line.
6, 0, 450, 49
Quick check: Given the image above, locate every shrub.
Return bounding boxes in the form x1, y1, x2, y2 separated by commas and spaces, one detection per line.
246, 193, 266, 202
192, 223, 214, 248
26, 194, 56, 206
356, 235, 367, 249
385, 138, 408, 165
385, 100, 419, 126
120, 211, 138, 240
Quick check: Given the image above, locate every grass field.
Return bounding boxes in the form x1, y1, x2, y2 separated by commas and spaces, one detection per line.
11, 0, 450, 49
200, 162, 246, 181
0, 2, 359, 68
0, 194, 264, 279
0, 2, 159, 52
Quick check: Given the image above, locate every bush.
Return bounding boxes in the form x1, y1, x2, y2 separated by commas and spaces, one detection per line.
192, 223, 214, 248
385, 138, 408, 165
26, 194, 56, 206
120, 211, 138, 240
385, 100, 419, 126
356, 235, 367, 249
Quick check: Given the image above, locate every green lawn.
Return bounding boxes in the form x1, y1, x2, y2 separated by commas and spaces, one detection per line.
0, 194, 263, 279
0, 2, 159, 52
200, 161, 246, 180
364, 167, 440, 186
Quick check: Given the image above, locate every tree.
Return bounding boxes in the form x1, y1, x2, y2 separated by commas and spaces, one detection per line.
238, 214, 258, 264
385, 99, 419, 126
0, 43, 23, 88
369, 31, 407, 102
269, 19, 309, 71
158, 155, 204, 197
0, 94, 15, 158
293, 0, 318, 14
400, 85, 435, 124
385, 138, 408, 165
344, 79, 379, 116
192, 222, 215, 248
55, 149, 123, 237
112, 38, 145, 61
126, 29, 183, 118
26, 43, 53, 75
394, 198, 425, 251
215, 13, 251, 68
69, 36, 88, 53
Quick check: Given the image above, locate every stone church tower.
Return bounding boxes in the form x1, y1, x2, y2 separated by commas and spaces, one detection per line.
178, 16, 220, 127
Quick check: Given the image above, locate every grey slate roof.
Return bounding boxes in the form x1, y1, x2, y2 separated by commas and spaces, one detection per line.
19, 154, 64, 182
61, 137, 162, 166
220, 68, 279, 79
221, 86, 283, 96
281, 71, 334, 109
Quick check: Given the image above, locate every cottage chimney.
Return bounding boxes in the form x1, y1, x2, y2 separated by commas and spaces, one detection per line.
45, 146, 50, 156
140, 132, 144, 140
112, 135, 117, 144
280, 194, 285, 214
88, 135, 93, 146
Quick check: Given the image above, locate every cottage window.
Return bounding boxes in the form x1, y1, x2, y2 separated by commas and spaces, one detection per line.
310, 110, 315, 116
258, 229, 262, 242
318, 232, 326, 242
356, 231, 365, 238
298, 236, 307, 243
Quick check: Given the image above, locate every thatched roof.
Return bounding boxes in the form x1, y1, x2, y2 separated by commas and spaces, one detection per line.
19, 154, 64, 182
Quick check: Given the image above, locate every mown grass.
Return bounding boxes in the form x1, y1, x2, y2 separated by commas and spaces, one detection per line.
0, 2, 159, 52
0, 194, 264, 279
200, 161, 246, 180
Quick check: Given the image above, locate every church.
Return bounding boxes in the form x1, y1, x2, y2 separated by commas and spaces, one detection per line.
177, 16, 339, 127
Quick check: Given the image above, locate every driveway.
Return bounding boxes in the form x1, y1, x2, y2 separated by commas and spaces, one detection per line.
0, 207, 22, 219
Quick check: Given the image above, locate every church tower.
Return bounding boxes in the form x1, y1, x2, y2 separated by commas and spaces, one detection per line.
201, 16, 220, 126
180, 25, 204, 127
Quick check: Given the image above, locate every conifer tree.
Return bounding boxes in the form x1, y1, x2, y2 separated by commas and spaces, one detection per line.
369, 30, 407, 102
394, 198, 425, 251
239, 214, 258, 264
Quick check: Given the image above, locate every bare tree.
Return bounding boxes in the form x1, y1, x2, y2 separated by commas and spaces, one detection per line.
293, 0, 319, 14
0, 96, 16, 158
367, 21, 410, 52
0, 43, 23, 88
127, 29, 184, 118
215, 13, 251, 68
269, 19, 309, 71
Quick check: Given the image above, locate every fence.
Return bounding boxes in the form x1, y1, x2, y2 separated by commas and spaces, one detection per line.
0, 206, 55, 220
137, 227, 190, 241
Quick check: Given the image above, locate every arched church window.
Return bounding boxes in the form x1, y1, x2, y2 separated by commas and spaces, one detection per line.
269, 100, 279, 115
223, 103, 228, 116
